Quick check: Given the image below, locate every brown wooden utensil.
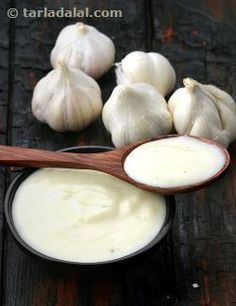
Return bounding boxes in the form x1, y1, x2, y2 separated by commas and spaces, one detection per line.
0, 135, 230, 195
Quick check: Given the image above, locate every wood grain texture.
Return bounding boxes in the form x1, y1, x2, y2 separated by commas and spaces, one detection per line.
177, 0, 236, 28
2, 1, 176, 306
150, 0, 236, 304
0, 0, 10, 301
1, 0, 236, 305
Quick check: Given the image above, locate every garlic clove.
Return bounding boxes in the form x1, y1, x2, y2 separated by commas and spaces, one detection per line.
102, 83, 172, 148
50, 22, 115, 79
115, 51, 176, 96
168, 78, 236, 147
32, 64, 103, 132
201, 84, 236, 143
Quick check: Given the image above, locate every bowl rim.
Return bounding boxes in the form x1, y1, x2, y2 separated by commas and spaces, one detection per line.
4, 145, 176, 266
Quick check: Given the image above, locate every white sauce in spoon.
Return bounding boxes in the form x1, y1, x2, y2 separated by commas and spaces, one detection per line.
12, 168, 166, 263
124, 135, 226, 188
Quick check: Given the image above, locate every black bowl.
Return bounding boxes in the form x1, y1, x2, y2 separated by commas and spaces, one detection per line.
4, 145, 175, 267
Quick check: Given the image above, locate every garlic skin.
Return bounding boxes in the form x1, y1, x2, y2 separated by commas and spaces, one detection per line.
102, 83, 173, 148
115, 51, 176, 96
50, 22, 115, 79
168, 78, 236, 147
32, 65, 103, 132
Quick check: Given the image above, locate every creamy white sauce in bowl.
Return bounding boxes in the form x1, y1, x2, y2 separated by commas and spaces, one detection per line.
124, 135, 227, 188
5, 147, 172, 265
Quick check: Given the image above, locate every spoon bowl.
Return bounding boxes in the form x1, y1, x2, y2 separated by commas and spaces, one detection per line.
0, 135, 230, 195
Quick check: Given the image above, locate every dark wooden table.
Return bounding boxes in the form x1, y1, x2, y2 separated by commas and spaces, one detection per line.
0, 0, 236, 305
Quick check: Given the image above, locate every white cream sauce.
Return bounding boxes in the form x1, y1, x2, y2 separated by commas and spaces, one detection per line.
12, 168, 166, 263
124, 135, 226, 188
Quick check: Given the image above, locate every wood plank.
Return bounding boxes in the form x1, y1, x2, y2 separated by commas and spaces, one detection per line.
177, 0, 236, 28
2, 1, 177, 305
0, 0, 10, 302
151, 0, 236, 304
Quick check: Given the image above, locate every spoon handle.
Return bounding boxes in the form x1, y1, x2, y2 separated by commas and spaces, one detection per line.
0, 145, 123, 174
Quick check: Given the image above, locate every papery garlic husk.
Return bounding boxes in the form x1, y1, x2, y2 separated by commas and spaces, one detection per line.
168, 78, 236, 147
32, 64, 103, 132
102, 83, 173, 148
50, 22, 115, 79
115, 51, 176, 96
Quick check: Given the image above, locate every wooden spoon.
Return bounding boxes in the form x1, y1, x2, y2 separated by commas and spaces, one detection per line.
0, 135, 230, 195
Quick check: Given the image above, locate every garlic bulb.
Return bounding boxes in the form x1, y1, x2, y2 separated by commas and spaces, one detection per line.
50, 22, 115, 79
115, 51, 176, 96
168, 78, 236, 147
102, 83, 172, 148
32, 64, 103, 132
